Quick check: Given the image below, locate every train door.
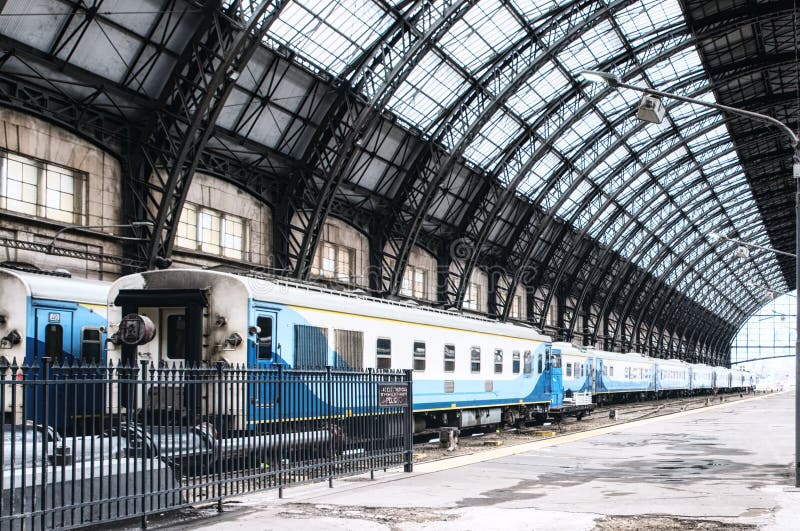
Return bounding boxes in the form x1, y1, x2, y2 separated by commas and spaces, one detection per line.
27, 308, 74, 431
250, 310, 277, 368
549, 351, 563, 407
249, 310, 278, 426
595, 358, 603, 394
542, 346, 552, 395
587, 357, 595, 394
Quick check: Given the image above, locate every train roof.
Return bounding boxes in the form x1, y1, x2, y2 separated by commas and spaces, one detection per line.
0, 268, 110, 305
112, 269, 551, 342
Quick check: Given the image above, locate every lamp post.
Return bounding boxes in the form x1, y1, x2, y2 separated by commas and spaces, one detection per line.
581, 70, 800, 487
48, 221, 154, 253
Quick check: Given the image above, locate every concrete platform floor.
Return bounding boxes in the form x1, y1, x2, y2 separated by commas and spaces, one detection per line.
155, 391, 798, 530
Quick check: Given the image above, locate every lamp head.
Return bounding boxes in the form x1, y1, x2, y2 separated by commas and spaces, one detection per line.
130, 221, 155, 228
580, 70, 620, 87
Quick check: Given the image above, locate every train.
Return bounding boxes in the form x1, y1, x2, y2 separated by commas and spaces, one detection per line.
1, 266, 756, 433
104, 269, 756, 432
552, 342, 755, 404
0, 266, 110, 426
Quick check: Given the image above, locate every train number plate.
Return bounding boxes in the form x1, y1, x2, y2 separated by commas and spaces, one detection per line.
48, 313, 60, 322
378, 383, 408, 408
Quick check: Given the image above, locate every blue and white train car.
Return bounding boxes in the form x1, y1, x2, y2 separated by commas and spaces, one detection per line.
713, 365, 732, 391
690, 364, 716, 392
106, 269, 558, 432
0, 267, 110, 426
550, 342, 594, 395
655, 358, 691, 395
593, 350, 656, 400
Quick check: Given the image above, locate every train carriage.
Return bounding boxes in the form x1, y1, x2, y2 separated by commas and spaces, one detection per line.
655, 358, 691, 395
0, 267, 110, 429
106, 269, 559, 433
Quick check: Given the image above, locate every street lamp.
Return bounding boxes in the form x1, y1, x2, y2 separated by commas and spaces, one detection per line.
48, 221, 154, 253
581, 69, 800, 487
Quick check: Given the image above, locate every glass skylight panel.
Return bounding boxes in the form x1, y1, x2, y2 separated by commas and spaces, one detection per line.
508, 0, 566, 23
556, 179, 593, 219
587, 202, 617, 238
439, 0, 523, 74
519, 151, 561, 197
646, 46, 703, 89
463, 110, 523, 169
552, 111, 604, 157
268, 1, 392, 75
388, 52, 467, 131
507, 62, 567, 118
616, 0, 684, 46
557, 19, 625, 75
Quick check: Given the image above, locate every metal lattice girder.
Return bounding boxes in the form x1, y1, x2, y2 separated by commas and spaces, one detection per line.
529, 111, 785, 339
453, 4, 795, 317
284, 0, 480, 280
379, 0, 639, 297
565, 133, 788, 346
133, 1, 287, 269
0, 237, 144, 270
489, 19, 795, 322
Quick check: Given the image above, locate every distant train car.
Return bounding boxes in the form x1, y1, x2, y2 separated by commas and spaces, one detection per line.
106, 269, 560, 433
656, 358, 691, 395
690, 364, 716, 392
593, 350, 656, 400
0, 267, 110, 427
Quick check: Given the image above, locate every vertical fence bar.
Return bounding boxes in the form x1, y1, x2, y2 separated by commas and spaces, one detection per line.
404, 369, 413, 473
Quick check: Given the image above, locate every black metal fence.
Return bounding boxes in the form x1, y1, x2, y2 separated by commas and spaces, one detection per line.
0, 359, 412, 530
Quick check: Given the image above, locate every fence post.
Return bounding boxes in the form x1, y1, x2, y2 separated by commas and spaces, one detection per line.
140, 360, 148, 530
40, 357, 50, 531
216, 362, 224, 513
404, 369, 413, 473
327, 365, 333, 488
277, 363, 284, 499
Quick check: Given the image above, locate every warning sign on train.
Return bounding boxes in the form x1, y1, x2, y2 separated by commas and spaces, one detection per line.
378, 383, 408, 407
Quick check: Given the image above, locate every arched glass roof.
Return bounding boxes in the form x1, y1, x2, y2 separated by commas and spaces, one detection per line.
238, 0, 787, 314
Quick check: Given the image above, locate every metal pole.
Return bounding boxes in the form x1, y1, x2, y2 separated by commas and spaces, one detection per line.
795, 146, 800, 488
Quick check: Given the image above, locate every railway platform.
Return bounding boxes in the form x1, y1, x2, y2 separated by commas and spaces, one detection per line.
138, 391, 797, 530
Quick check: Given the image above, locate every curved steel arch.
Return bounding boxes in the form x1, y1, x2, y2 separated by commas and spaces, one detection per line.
285, 0, 479, 279
449, 45, 798, 314
378, 0, 639, 297
133, 0, 288, 269
518, 108, 753, 339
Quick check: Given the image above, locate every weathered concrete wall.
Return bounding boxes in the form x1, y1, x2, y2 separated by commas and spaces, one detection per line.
172, 172, 272, 269
0, 108, 122, 280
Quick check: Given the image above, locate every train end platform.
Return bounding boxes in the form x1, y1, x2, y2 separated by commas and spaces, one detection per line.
140, 391, 798, 531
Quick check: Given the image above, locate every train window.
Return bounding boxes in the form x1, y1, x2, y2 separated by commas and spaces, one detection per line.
444, 344, 455, 372
44, 324, 63, 363
494, 349, 503, 374
580, 363, 584, 378
294, 324, 327, 368
470, 347, 481, 373
166, 315, 187, 360
523, 350, 532, 375
334, 329, 364, 369
551, 353, 561, 369
537, 353, 542, 374
81, 327, 102, 364
376, 338, 391, 369
602, 365, 608, 376
565, 363, 572, 378
609, 366, 614, 377
413, 341, 426, 371
256, 317, 273, 360
512, 351, 520, 374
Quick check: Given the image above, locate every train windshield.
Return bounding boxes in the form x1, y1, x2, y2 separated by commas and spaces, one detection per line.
551, 353, 562, 369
